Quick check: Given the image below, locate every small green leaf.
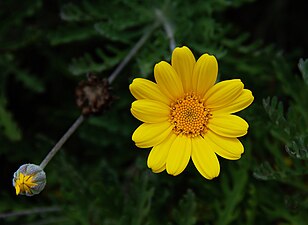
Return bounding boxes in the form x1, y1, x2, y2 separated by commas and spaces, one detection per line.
0, 101, 22, 141
172, 189, 197, 225
298, 58, 308, 85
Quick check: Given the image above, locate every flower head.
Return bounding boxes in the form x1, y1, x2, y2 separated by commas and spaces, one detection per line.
75, 73, 113, 116
13, 164, 46, 196
129, 46, 254, 179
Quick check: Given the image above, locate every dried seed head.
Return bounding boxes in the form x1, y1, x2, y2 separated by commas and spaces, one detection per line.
75, 73, 113, 116
13, 164, 46, 196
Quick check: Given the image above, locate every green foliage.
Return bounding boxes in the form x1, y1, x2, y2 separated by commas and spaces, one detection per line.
263, 94, 308, 160
261, 59, 308, 161
215, 160, 249, 225
298, 58, 308, 85
0, 98, 21, 141
171, 189, 197, 225
253, 58, 308, 224
1, 0, 307, 225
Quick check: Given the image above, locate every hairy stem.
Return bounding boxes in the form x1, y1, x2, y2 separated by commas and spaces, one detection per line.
155, 9, 176, 51
108, 22, 159, 84
39, 115, 84, 169
0, 206, 61, 218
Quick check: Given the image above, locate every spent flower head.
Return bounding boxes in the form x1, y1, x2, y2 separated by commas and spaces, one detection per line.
75, 73, 113, 116
129, 46, 254, 179
13, 164, 46, 196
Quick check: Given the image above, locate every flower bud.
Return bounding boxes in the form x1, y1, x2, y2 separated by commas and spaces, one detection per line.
12, 164, 46, 196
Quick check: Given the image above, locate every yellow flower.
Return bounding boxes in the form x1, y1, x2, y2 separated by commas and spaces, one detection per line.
13, 164, 46, 196
129, 46, 254, 179
14, 173, 37, 195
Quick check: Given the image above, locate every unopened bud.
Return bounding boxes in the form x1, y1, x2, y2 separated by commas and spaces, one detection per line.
12, 164, 46, 196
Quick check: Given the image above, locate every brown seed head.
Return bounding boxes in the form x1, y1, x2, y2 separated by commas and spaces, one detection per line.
75, 73, 113, 116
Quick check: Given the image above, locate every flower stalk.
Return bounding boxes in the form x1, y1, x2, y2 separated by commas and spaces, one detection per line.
39, 115, 85, 169
155, 9, 176, 51
108, 21, 159, 84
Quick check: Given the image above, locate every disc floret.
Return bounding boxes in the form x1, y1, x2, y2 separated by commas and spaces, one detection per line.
170, 92, 212, 137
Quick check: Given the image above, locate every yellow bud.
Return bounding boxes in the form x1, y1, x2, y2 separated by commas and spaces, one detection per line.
12, 164, 46, 196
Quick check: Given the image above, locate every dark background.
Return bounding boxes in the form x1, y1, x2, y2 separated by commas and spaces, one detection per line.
0, 0, 307, 224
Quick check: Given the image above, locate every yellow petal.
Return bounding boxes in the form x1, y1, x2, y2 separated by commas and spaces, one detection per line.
15, 184, 21, 195
214, 89, 254, 114
23, 184, 30, 193
171, 46, 196, 92
208, 115, 249, 138
129, 78, 170, 105
152, 165, 166, 173
154, 61, 184, 101
166, 135, 191, 176
19, 173, 25, 181
132, 122, 172, 148
205, 131, 244, 160
205, 79, 243, 108
192, 54, 218, 97
147, 134, 176, 171
131, 100, 170, 123
191, 136, 220, 179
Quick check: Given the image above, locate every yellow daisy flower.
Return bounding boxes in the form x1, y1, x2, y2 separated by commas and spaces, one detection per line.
129, 46, 254, 179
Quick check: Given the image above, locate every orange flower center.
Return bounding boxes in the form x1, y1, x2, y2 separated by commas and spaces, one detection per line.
170, 93, 212, 137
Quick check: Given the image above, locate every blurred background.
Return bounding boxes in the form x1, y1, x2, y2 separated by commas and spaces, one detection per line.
0, 0, 307, 224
